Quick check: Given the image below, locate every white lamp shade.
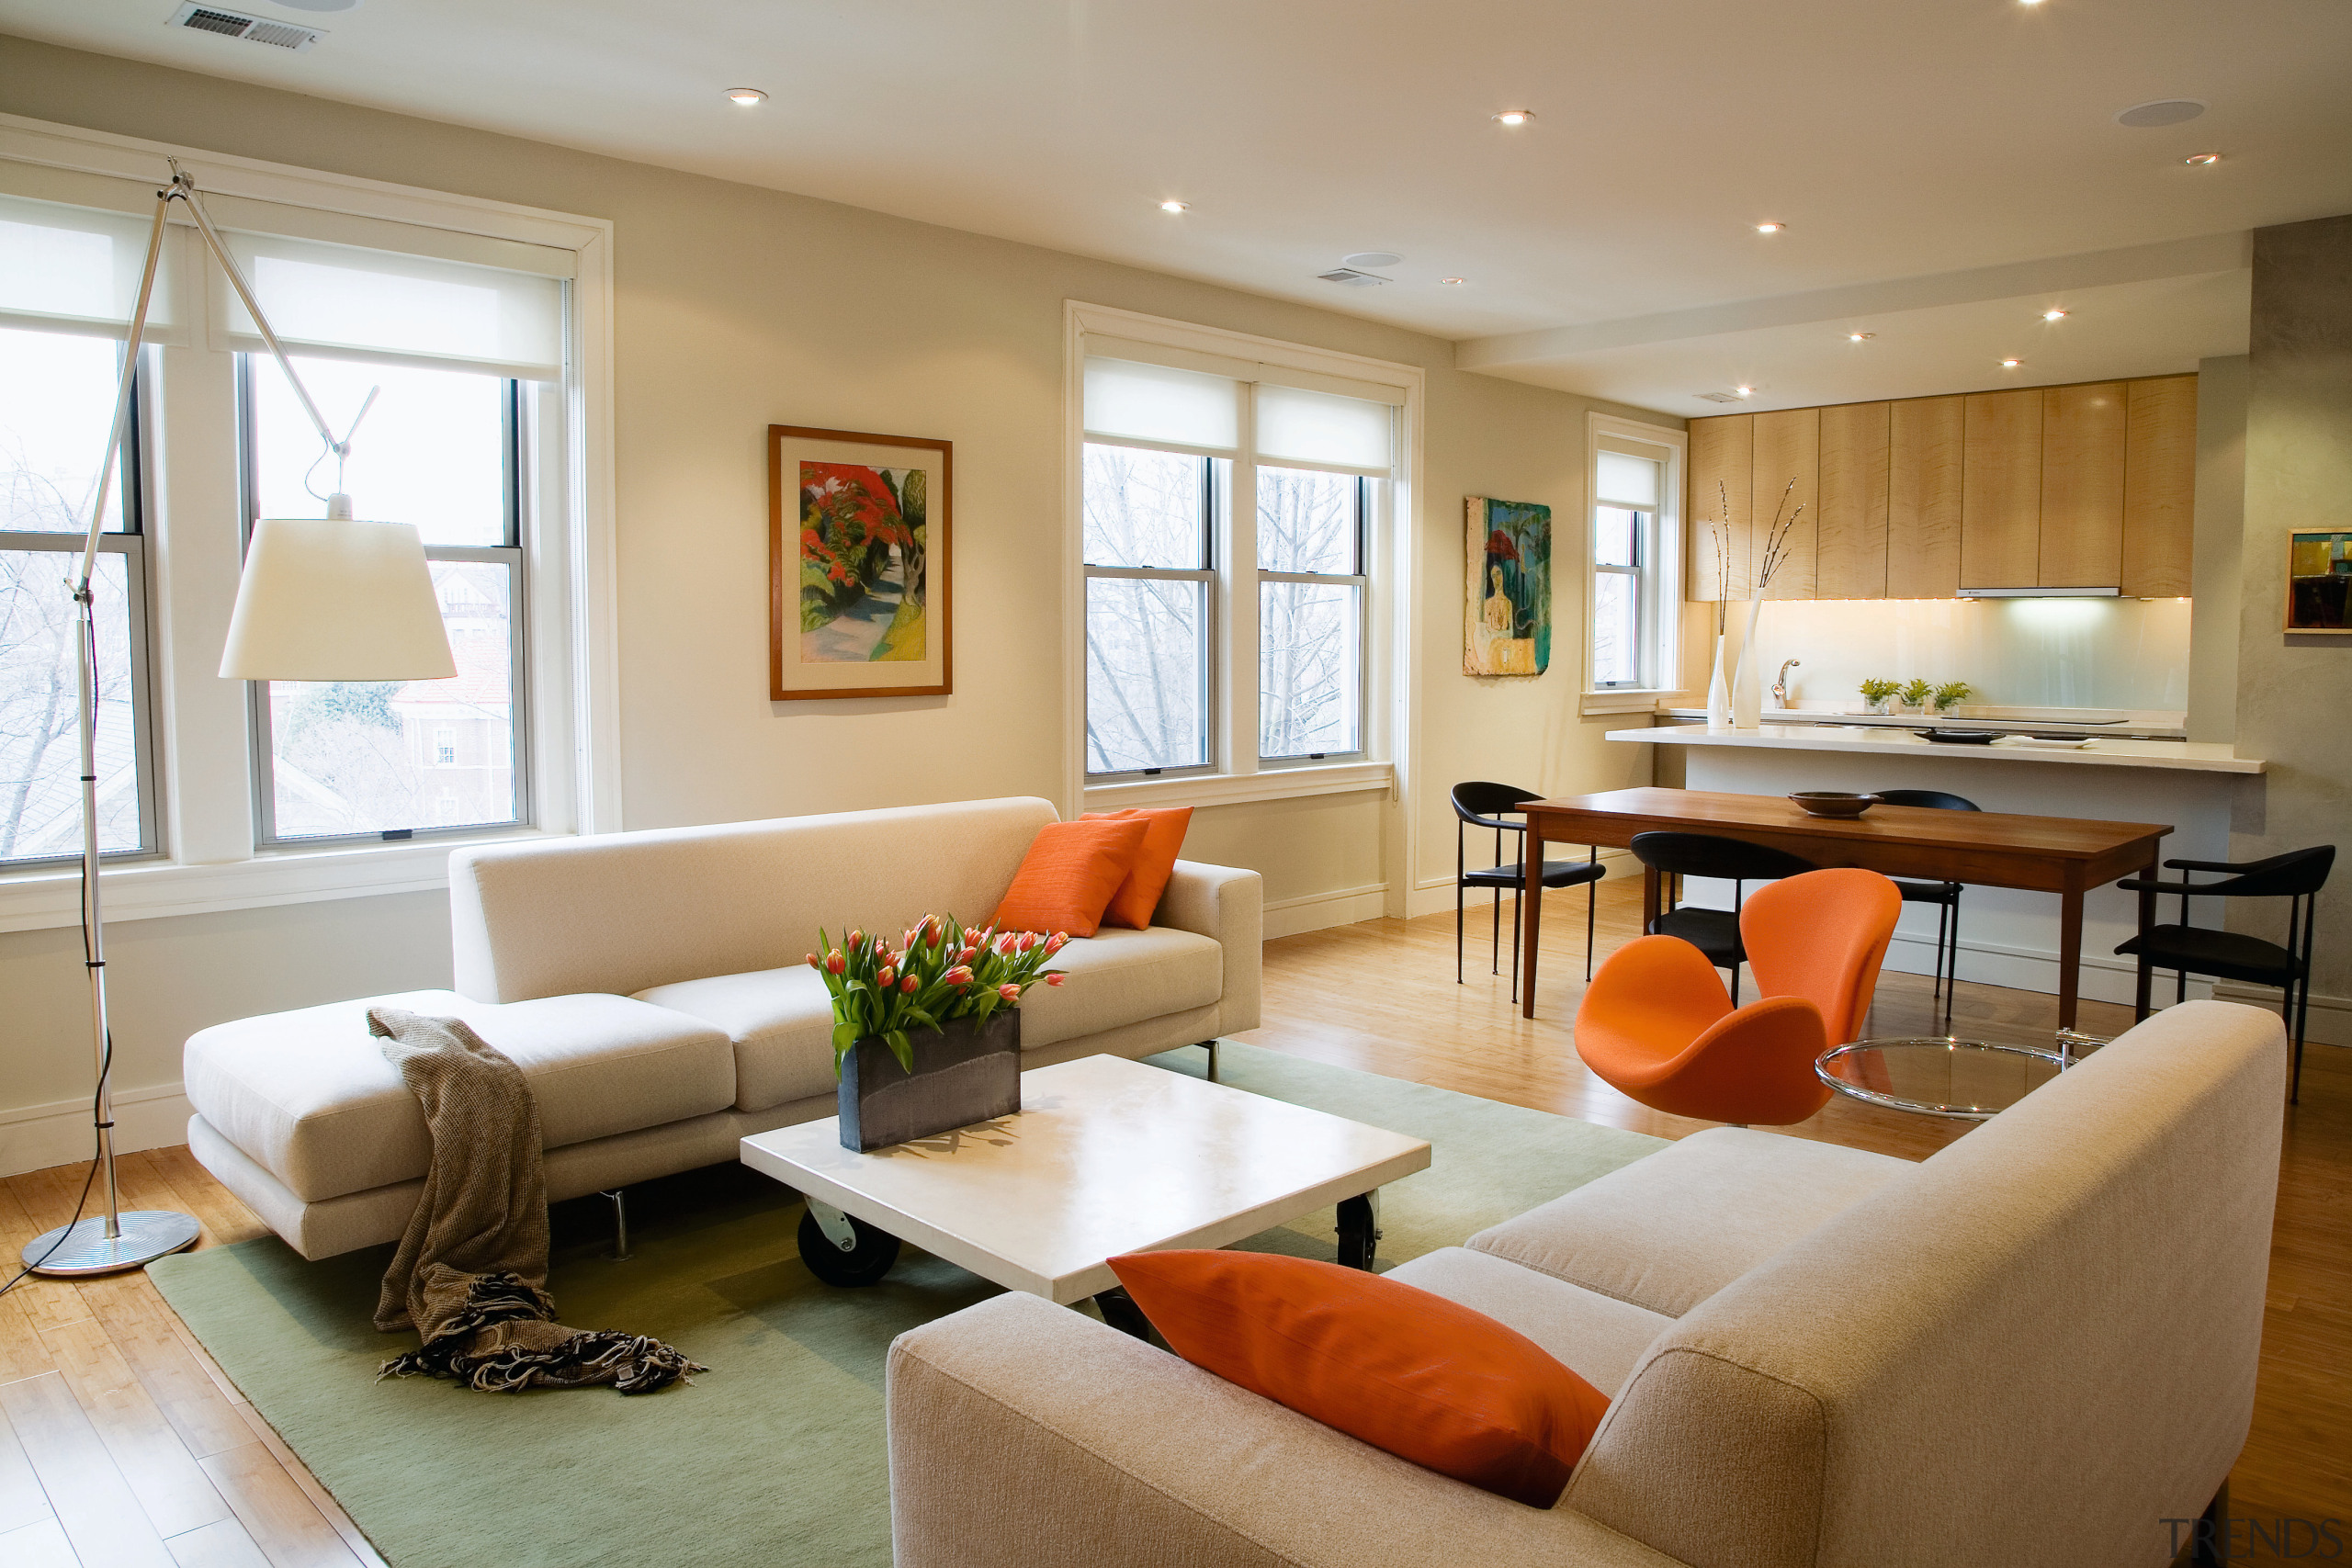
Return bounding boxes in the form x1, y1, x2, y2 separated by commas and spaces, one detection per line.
218, 518, 457, 681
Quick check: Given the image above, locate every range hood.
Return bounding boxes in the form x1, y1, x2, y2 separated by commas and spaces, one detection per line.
1957, 585, 2122, 598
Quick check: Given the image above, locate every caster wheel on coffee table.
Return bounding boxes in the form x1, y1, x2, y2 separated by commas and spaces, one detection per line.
797, 1204, 901, 1287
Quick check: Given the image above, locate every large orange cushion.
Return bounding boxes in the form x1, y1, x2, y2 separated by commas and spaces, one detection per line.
1081, 807, 1193, 930
991, 817, 1151, 938
1107, 1250, 1609, 1507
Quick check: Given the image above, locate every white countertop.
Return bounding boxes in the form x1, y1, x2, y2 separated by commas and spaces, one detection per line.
1609, 723, 2265, 774
1656, 705, 2188, 739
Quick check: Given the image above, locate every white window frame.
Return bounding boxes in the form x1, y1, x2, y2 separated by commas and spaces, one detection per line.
1580, 412, 1688, 716
1066, 302, 1417, 813
0, 113, 619, 934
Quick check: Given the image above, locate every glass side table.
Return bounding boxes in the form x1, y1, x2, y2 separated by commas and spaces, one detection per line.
1815, 1039, 2071, 1121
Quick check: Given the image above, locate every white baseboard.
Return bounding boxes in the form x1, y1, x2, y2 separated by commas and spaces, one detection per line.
0, 1081, 193, 1179
2214, 982, 2352, 1047
1263, 883, 1392, 941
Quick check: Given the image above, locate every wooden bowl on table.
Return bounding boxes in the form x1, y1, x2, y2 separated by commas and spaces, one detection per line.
1789, 792, 1877, 818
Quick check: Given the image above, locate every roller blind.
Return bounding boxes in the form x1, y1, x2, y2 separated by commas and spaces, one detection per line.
214, 230, 566, 381
1596, 449, 1661, 507
1083, 356, 1239, 452
0, 192, 178, 339
1254, 382, 1393, 474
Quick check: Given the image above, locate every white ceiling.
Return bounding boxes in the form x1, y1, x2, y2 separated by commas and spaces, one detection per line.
4, 0, 2346, 411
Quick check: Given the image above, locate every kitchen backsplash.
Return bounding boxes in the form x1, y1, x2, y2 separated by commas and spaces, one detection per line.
1739, 596, 2192, 713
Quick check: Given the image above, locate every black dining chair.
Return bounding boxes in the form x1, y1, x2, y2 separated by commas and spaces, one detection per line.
1452, 782, 1605, 1002
2114, 845, 2335, 1102
1871, 789, 1983, 1033
1626, 830, 1816, 1005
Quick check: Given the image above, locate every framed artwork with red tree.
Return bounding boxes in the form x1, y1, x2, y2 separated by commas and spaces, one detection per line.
768, 425, 953, 699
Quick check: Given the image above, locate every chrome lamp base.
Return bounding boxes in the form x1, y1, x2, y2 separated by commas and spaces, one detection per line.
22, 1210, 202, 1277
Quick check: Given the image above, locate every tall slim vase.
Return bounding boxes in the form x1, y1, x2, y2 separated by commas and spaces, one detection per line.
1730, 595, 1765, 728
1705, 633, 1732, 730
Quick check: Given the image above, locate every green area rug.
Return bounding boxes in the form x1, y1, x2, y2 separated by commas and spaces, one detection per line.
151, 1043, 1664, 1568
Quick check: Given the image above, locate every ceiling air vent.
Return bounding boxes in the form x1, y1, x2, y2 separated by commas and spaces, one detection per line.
1691, 391, 1746, 403
1317, 267, 1390, 288
169, 4, 324, 51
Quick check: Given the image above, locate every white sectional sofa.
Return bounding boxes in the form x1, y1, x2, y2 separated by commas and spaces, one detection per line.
887, 999, 2286, 1568
184, 796, 1262, 1259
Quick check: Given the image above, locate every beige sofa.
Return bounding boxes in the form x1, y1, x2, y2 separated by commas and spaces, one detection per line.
887, 999, 2285, 1568
183, 796, 1261, 1259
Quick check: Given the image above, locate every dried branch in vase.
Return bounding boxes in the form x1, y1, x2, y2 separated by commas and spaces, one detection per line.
1753, 477, 1807, 592
1712, 479, 1736, 637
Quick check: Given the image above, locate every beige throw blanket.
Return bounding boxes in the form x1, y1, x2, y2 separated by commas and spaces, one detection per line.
369, 1007, 705, 1394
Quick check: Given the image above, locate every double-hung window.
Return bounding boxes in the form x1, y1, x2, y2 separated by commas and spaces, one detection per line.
0, 197, 164, 867
1586, 417, 1685, 701
1080, 345, 1397, 784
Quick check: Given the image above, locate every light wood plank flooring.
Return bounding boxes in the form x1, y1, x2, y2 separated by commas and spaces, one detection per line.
0, 876, 2341, 1566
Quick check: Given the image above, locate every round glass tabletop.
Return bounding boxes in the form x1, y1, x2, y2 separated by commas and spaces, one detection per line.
1815, 1038, 2070, 1120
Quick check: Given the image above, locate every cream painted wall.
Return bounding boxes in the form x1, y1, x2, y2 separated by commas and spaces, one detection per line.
0, 36, 1675, 1168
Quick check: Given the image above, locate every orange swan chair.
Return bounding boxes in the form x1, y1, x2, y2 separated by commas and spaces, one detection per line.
1575, 866, 1902, 1125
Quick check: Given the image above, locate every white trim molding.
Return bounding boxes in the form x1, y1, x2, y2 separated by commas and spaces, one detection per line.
1262, 882, 1392, 941
1582, 412, 1689, 705
1084, 761, 1393, 812
1, 1080, 193, 1179
0, 114, 622, 930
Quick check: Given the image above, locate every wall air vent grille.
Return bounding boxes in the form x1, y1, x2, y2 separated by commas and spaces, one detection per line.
1317, 267, 1390, 288
170, 5, 323, 50
1692, 391, 1745, 403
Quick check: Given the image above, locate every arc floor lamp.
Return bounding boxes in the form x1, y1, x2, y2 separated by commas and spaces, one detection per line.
21, 159, 455, 1276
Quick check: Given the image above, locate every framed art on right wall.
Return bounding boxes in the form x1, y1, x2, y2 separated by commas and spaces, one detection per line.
2286, 531, 2352, 633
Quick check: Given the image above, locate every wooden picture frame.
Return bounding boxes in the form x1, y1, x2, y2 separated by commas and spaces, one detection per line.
769, 424, 953, 698
2286, 530, 2352, 634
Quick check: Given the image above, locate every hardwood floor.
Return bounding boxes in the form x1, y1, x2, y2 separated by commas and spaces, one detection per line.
0, 875, 2341, 1565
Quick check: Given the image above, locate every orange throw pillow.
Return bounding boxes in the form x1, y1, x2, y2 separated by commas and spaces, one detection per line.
1081, 807, 1193, 930
992, 817, 1151, 939
1107, 1250, 1609, 1507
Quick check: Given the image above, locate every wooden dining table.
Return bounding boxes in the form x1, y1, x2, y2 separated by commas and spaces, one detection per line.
1516, 787, 2171, 1031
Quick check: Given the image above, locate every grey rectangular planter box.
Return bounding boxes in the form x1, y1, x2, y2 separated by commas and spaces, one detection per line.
838, 1011, 1022, 1152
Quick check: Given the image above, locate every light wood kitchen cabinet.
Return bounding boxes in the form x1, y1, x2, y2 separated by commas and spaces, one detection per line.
2122, 375, 2198, 596
2037, 382, 2127, 587
1886, 395, 1963, 598
1961, 389, 2043, 589
1751, 408, 1819, 599
1686, 374, 2195, 602
1687, 413, 1751, 602
1816, 401, 1890, 599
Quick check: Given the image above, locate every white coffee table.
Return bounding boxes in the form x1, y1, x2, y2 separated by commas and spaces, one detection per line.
738, 1054, 1430, 1329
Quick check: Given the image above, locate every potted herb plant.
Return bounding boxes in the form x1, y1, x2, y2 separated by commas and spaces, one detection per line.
808, 916, 1068, 1151
1929, 681, 1973, 717
1898, 678, 1933, 716
1859, 678, 1900, 716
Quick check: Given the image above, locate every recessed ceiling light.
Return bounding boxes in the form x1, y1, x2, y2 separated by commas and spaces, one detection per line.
1848, 332, 1874, 342
2042, 309, 2068, 321
2115, 99, 2207, 129
1492, 109, 1535, 127
1734, 385, 1756, 397
725, 87, 767, 105
1159, 199, 1189, 213
1439, 276, 1466, 286
2001, 358, 2023, 368
2184, 152, 2222, 165
1754, 221, 1786, 234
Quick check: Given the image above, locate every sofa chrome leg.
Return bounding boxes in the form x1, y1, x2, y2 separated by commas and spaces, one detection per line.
601, 1189, 632, 1261
1200, 1040, 1221, 1081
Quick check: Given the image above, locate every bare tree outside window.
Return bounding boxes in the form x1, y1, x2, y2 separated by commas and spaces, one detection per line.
1258, 467, 1363, 759
1083, 444, 1210, 773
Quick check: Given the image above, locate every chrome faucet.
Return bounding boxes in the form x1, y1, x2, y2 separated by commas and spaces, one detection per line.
1772, 659, 1801, 708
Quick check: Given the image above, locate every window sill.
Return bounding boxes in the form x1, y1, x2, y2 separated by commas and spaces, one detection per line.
1082, 761, 1394, 811
0, 828, 558, 935
1580, 689, 1688, 716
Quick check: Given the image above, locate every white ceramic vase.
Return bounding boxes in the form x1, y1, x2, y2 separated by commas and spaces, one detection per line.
1730, 596, 1765, 728
1705, 633, 1733, 730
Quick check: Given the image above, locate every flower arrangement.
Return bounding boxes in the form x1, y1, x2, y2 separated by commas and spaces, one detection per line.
1899, 678, 1933, 711
808, 916, 1067, 1077
1859, 677, 1900, 711
1930, 681, 1973, 714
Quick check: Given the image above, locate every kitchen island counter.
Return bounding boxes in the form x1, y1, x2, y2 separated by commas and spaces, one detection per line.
1607, 724, 2264, 774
